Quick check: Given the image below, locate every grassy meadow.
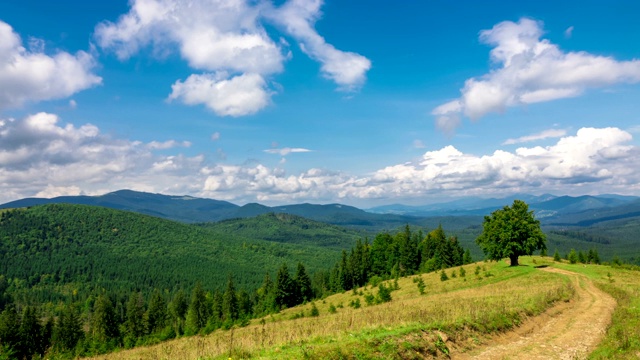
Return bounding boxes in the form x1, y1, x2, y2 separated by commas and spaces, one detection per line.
86, 257, 589, 360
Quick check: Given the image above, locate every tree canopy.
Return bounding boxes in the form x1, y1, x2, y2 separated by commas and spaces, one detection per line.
476, 200, 546, 266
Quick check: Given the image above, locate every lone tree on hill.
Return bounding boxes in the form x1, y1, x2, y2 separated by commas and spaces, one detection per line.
476, 200, 546, 266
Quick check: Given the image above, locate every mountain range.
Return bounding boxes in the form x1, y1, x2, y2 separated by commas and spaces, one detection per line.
2, 190, 639, 229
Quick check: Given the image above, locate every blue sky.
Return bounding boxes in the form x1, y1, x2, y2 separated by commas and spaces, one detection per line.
1, 0, 639, 207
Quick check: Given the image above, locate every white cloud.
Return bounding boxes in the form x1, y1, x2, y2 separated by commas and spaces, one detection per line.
69, 99, 78, 109
0, 112, 204, 202
211, 132, 221, 141
168, 72, 271, 116
564, 26, 574, 39
434, 18, 640, 131
503, 128, 567, 145
0, 21, 101, 110
2, 115, 639, 206
95, 0, 370, 115
264, 147, 312, 156
147, 140, 192, 150
266, 0, 371, 91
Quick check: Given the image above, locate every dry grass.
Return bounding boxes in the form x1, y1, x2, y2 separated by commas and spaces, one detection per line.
85, 260, 575, 360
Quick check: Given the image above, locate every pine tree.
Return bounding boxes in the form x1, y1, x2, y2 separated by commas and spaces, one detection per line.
371, 233, 392, 275
146, 290, 167, 334
170, 289, 188, 335
254, 272, 276, 315
553, 249, 561, 261
568, 249, 578, 264
92, 294, 119, 343
275, 263, 295, 309
294, 262, 314, 304
124, 291, 146, 344
54, 305, 83, 352
211, 290, 223, 323
463, 249, 473, 264
17, 306, 43, 359
186, 282, 210, 333
0, 305, 19, 354
222, 275, 239, 322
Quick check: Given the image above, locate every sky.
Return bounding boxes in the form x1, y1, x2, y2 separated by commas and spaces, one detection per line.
1, 0, 639, 207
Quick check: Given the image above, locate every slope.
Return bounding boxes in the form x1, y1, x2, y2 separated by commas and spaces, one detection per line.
85, 258, 640, 360
0, 204, 346, 301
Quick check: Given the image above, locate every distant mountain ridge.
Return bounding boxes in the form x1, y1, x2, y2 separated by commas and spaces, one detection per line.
0, 190, 421, 229
1, 189, 639, 229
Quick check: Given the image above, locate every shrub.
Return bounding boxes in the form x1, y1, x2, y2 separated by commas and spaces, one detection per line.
349, 298, 361, 309
415, 277, 426, 295
440, 269, 449, 281
309, 303, 319, 317
368, 276, 383, 287
376, 283, 392, 303
568, 249, 578, 264
364, 293, 375, 306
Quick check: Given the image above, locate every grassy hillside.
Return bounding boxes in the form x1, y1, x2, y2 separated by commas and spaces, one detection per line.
0, 204, 347, 302
84, 258, 640, 359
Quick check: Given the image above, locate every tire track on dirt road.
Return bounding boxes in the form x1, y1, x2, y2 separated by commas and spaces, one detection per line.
453, 267, 615, 360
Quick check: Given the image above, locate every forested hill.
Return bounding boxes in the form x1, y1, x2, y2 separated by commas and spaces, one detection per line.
0, 204, 348, 302
198, 213, 363, 250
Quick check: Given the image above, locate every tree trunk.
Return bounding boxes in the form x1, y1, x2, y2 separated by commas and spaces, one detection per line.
509, 254, 519, 266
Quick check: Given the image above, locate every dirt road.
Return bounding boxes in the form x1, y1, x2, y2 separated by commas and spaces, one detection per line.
453, 267, 616, 360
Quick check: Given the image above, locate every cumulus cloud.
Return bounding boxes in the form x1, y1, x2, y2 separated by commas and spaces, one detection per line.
360, 127, 638, 199
263, 147, 312, 156
167, 72, 271, 116
2, 115, 639, 205
503, 128, 567, 145
266, 0, 371, 90
0, 112, 204, 203
0, 21, 101, 110
95, 0, 370, 115
433, 18, 640, 131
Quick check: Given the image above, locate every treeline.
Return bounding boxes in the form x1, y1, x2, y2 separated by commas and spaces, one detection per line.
0, 262, 319, 358
553, 248, 601, 264
317, 225, 472, 293
549, 229, 611, 244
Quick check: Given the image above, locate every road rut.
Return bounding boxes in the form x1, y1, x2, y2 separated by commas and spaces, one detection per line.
453, 267, 615, 360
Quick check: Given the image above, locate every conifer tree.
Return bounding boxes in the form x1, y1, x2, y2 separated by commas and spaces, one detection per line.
170, 289, 188, 335
222, 275, 239, 322
0, 305, 19, 354
124, 291, 146, 343
294, 262, 314, 304
92, 294, 119, 343
463, 249, 473, 264
146, 290, 167, 334
275, 263, 295, 309
54, 305, 83, 352
211, 290, 223, 323
186, 282, 210, 333
18, 306, 43, 359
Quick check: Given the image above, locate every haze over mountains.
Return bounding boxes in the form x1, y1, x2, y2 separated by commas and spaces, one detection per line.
1, 189, 639, 229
